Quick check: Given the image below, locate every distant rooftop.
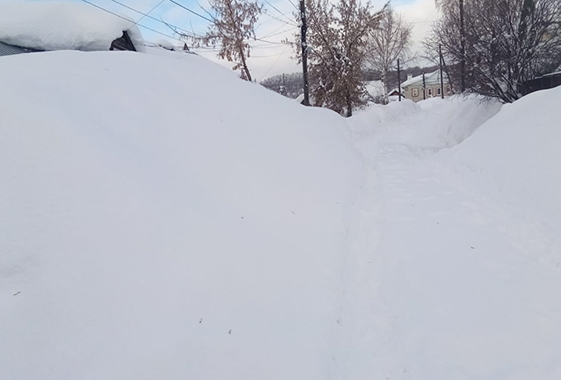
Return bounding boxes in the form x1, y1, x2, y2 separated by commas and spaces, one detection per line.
401, 71, 442, 87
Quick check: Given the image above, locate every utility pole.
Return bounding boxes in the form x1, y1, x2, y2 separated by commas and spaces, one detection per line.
439, 44, 444, 99
300, 0, 310, 106
422, 72, 426, 100
397, 58, 402, 102
459, 0, 466, 92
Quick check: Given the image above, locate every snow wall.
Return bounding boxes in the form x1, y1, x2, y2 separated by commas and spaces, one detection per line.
0, 50, 362, 380
445, 86, 561, 266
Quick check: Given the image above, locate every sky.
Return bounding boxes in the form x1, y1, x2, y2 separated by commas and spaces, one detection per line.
0, 0, 440, 80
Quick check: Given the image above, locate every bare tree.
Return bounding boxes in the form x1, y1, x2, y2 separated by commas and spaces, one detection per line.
181, 0, 262, 81
427, 0, 561, 102
365, 6, 412, 103
291, 0, 387, 116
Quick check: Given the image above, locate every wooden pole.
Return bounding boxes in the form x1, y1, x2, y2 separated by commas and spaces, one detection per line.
397, 58, 402, 102
300, 0, 310, 106
459, 0, 466, 92
439, 44, 444, 99
422, 72, 426, 100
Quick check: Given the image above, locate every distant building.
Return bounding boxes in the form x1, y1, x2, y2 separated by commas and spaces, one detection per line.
387, 89, 402, 97
386, 88, 403, 102
401, 71, 452, 102
0, 2, 143, 58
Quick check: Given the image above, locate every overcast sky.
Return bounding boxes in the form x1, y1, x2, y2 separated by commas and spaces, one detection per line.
2, 0, 440, 79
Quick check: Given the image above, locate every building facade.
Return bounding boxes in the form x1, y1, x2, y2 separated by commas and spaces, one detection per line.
401, 71, 452, 102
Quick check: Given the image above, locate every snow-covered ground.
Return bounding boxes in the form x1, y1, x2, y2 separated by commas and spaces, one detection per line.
1, 47, 561, 379
345, 93, 561, 379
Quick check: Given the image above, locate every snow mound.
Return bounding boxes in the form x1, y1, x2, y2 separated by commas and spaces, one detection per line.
0, 51, 361, 379
0, 2, 144, 52
445, 86, 561, 265
351, 95, 502, 151
347, 89, 561, 379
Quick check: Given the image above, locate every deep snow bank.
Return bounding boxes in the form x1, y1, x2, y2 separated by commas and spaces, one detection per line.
0, 51, 361, 379
347, 91, 561, 380
444, 87, 561, 265
351, 96, 502, 150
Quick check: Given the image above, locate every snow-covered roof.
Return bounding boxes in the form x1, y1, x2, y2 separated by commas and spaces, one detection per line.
0, 2, 144, 52
401, 71, 442, 87
0, 40, 39, 56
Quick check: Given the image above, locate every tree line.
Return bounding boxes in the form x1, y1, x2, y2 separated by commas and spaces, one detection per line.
260, 66, 439, 101
261, 73, 305, 99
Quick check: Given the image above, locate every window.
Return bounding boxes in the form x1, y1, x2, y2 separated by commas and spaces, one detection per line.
427, 88, 433, 96
437, 88, 441, 96
412, 88, 419, 97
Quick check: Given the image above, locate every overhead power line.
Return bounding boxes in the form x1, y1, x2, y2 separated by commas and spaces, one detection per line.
80, 0, 203, 43
262, 0, 295, 24
261, 24, 297, 38
80, 0, 187, 42
287, 0, 299, 11
169, 0, 214, 23
262, 9, 298, 26
255, 38, 286, 45
110, 0, 203, 37
259, 45, 289, 81
122, 0, 165, 28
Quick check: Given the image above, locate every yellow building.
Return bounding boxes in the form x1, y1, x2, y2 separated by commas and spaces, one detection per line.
401, 71, 452, 102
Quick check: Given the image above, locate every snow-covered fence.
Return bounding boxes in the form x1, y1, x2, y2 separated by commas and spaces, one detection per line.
520, 72, 561, 96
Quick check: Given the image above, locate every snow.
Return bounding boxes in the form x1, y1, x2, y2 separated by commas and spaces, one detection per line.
0, 2, 144, 52
155, 38, 175, 51
351, 95, 502, 150
2, 45, 561, 380
0, 50, 361, 379
442, 87, 561, 267
365, 80, 385, 99
344, 93, 561, 379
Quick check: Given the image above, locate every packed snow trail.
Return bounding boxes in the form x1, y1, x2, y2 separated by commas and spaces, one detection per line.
340, 98, 561, 379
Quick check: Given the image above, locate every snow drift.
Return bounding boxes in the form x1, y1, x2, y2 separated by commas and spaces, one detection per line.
0, 51, 361, 379
350, 95, 502, 151
0, 2, 144, 52
444, 86, 561, 266
347, 93, 561, 380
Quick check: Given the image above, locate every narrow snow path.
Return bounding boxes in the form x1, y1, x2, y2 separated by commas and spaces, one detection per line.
340, 137, 561, 380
